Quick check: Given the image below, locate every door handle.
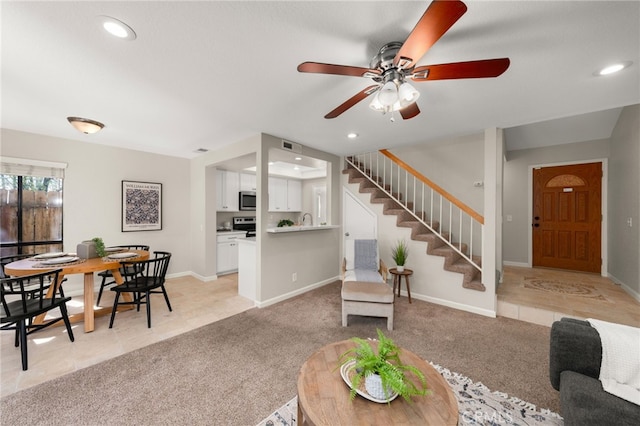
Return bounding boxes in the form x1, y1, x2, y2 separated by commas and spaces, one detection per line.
345, 232, 350, 237
534, 216, 540, 221
532, 223, 540, 227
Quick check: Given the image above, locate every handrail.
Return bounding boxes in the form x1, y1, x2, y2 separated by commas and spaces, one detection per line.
380, 149, 484, 225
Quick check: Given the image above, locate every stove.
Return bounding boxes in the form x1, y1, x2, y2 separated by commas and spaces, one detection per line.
233, 216, 256, 238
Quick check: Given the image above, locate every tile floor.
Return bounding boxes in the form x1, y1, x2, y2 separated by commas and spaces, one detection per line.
497, 265, 640, 328
2, 267, 638, 398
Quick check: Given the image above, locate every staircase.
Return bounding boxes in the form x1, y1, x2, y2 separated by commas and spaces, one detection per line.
344, 151, 485, 291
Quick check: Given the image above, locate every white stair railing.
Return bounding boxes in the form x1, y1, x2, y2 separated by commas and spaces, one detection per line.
347, 150, 483, 272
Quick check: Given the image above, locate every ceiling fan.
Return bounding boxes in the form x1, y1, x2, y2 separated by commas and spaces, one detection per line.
297, 0, 510, 120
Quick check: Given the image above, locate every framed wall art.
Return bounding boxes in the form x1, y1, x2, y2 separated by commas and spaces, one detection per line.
121, 180, 162, 232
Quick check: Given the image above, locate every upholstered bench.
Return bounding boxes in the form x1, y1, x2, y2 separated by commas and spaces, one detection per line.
341, 281, 394, 331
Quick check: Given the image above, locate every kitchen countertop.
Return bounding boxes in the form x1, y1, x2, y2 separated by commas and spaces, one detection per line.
266, 225, 339, 233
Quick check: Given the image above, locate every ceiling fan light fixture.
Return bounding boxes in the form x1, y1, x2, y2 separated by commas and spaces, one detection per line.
369, 92, 385, 112
377, 81, 399, 107
398, 82, 420, 107
67, 117, 105, 134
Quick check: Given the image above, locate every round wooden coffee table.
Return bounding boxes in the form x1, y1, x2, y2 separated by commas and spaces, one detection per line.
297, 340, 458, 425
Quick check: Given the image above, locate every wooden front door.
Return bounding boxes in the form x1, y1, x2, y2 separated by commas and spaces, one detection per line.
532, 162, 602, 273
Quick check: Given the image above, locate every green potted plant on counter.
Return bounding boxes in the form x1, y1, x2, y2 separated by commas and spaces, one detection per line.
391, 239, 409, 272
338, 329, 429, 403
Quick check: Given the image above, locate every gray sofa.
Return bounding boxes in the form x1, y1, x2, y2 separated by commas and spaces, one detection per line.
549, 317, 640, 425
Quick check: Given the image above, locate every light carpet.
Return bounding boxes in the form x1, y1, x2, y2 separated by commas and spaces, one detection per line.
257, 364, 563, 426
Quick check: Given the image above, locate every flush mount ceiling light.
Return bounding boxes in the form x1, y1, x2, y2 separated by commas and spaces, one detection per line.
67, 117, 105, 134
595, 61, 632, 76
98, 16, 136, 40
347, 133, 359, 139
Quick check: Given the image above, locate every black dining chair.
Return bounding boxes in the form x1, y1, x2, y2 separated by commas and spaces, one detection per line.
1, 268, 75, 370
108, 251, 172, 329
1, 253, 66, 298
96, 244, 150, 306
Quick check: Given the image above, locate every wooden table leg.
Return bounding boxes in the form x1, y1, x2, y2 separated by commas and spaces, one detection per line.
405, 275, 412, 303
83, 272, 95, 332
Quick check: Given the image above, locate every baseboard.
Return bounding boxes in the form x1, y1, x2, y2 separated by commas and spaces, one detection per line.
503, 261, 529, 268
607, 273, 640, 303
401, 291, 497, 318
186, 271, 217, 282
256, 276, 340, 308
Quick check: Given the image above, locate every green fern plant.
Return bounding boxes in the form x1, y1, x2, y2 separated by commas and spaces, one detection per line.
338, 329, 429, 403
92, 237, 106, 258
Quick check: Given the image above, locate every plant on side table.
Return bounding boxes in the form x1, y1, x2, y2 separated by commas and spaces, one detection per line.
338, 328, 430, 403
391, 239, 409, 272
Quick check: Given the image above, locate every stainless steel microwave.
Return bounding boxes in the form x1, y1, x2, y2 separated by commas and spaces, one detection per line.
239, 191, 256, 211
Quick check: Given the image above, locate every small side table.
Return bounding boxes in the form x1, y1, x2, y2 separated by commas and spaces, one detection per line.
390, 268, 413, 303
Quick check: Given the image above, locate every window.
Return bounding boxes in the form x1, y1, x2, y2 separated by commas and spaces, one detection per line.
0, 158, 66, 257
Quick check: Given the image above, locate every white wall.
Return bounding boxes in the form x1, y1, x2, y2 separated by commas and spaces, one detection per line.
608, 104, 640, 299
1, 128, 191, 290
257, 134, 342, 303
388, 133, 485, 213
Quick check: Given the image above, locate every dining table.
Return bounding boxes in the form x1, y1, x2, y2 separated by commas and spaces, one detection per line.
4, 250, 149, 333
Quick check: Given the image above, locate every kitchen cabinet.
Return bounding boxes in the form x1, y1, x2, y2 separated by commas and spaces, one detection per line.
268, 177, 301, 212
268, 177, 287, 211
216, 232, 244, 274
216, 169, 240, 211
240, 173, 257, 191
287, 179, 302, 211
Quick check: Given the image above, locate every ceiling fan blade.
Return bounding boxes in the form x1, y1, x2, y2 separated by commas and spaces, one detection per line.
298, 62, 380, 78
400, 102, 420, 120
325, 85, 379, 119
410, 58, 510, 81
393, 0, 467, 69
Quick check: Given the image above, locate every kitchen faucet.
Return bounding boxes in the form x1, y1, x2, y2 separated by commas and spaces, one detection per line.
302, 213, 312, 226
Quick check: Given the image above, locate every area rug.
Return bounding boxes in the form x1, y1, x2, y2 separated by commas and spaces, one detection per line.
257, 364, 563, 426
524, 277, 607, 301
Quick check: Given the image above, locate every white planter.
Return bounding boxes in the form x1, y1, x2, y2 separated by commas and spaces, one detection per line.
396, 265, 405, 272
365, 373, 394, 401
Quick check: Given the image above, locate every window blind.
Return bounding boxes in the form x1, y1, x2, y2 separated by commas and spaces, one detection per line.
0, 157, 67, 178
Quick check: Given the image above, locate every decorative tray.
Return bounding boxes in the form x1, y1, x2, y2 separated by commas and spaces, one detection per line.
33, 252, 67, 260
107, 252, 138, 260
339, 360, 399, 403
40, 256, 80, 265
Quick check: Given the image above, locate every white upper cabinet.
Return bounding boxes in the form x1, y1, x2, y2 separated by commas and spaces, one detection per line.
240, 173, 257, 192
268, 177, 287, 211
268, 177, 301, 212
287, 179, 302, 212
216, 169, 240, 211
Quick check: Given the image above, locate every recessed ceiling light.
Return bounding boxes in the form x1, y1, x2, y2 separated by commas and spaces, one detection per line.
294, 157, 302, 161
595, 61, 632, 76
99, 16, 137, 41
347, 133, 358, 139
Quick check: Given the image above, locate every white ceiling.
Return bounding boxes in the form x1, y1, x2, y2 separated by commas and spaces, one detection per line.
2, 1, 639, 159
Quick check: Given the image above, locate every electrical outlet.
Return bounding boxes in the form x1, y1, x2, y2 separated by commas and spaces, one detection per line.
292, 272, 297, 282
